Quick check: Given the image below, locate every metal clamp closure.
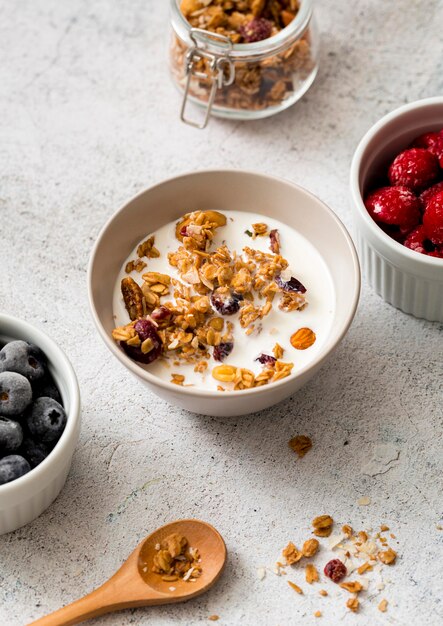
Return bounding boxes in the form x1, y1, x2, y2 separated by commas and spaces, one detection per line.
180, 29, 235, 129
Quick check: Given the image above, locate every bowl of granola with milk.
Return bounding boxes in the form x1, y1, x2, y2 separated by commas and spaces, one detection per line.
88, 171, 360, 416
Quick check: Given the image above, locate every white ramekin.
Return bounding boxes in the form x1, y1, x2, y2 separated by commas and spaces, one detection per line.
350, 97, 443, 323
0, 314, 81, 534
88, 170, 360, 417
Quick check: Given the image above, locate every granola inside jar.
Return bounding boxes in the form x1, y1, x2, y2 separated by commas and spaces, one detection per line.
170, 0, 319, 127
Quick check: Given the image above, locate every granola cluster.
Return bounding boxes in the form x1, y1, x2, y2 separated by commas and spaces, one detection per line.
171, 1, 315, 113
113, 210, 310, 391
149, 533, 202, 582
265, 514, 398, 616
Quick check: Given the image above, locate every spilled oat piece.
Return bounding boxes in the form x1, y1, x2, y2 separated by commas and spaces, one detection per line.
288, 435, 312, 458
151, 533, 202, 582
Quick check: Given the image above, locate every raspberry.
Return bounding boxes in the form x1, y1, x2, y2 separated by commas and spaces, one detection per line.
121, 319, 162, 364
324, 559, 347, 583
423, 191, 443, 245
255, 353, 276, 366
240, 18, 272, 43
364, 186, 421, 233
412, 130, 443, 162
404, 226, 438, 256
420, 181, 443, 209
275, 274, 307, 294
210, 289, 243, 316
213, 342, 234, 362
388, 148, 439, 192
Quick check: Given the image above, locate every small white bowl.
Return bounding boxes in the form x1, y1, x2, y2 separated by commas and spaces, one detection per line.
350, 97, 443, 322
88, 170, 360, 417
0, 314, 81, 535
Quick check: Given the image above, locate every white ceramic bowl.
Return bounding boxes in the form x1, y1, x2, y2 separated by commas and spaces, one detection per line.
350, 97, 443, 322
0, 314, 81, 534
88, 170, 360, 417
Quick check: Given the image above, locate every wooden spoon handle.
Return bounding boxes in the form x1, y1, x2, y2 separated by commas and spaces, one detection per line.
28, 582, 134, 626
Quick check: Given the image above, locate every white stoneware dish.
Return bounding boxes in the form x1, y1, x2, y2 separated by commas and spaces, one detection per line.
88, 170, 360, 417
350, 96, 443, 322
0, 314, 81, 534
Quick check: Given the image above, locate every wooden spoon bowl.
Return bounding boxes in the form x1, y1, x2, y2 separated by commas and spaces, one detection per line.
30, 519, 226, 626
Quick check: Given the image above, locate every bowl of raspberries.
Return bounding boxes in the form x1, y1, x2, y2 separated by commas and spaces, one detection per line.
0, 314, 80, 534
350, 97, 443, 322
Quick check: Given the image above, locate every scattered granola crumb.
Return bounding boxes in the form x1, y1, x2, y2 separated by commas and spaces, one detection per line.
380, 524, 390, 532
436, 524, 442, 531
312, 515, 333, 537
302, 538, 319, 557
305, 563, 319, 584
319, 589, 328, 597
314, 610, 322, 618
378, 547, 397, 565
357, 561, 373, 575
283, 541, 303, 565
378, 599, 388, 612
288, 580, 303, 594
208, 616, 220, 622
358, 496, 371, 506
257, 567, 266, 581
346, 597, 359, 612
342, 524, 353, 536
289, 435, 313, 458
340, 581, 363, 594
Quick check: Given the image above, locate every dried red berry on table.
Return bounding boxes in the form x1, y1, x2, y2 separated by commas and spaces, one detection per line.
364, 186, 421, 233
388, 148, 440, 192
213, 342, 234, 362
423, 191, 443, 245
240, 18, 273, 43
324, 559, 347, 583
275, 274, 307, 294
420, 181, 443, 209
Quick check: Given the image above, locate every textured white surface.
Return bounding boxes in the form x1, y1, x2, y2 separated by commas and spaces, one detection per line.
0, 1, 442, 625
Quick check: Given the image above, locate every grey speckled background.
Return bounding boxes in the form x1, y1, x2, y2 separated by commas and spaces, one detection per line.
1, 1, 442, 625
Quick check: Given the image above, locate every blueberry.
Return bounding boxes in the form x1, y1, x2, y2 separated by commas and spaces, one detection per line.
0, 417, 23, 452
0, 371, 33, 417
0, 340, 46, 382
0, 455, 31, 485
32, 374, 62, 404
20, 437, 49, 468
26, 397, 67, 444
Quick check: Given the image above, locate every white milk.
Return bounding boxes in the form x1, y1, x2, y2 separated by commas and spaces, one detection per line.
113, 211, 335, 390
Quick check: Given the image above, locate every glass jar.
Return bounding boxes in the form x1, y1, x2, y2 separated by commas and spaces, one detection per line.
169, 0, 319, 128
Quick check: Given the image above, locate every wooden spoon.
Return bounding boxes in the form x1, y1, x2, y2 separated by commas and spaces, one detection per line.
29, 519, 227, 626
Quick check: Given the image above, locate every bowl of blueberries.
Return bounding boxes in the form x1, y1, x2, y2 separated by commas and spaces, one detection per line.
0, 313, 80, 534
350, 96, 443, 322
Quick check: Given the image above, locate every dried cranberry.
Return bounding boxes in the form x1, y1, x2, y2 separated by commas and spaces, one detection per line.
255, 353, 276, 366
213, 342, 234, 362
240, 18, 272, 43
151, 306, 172, 322
275, 274, 307, 294
324, 559, 347, 583
210, 289, 243, 316
121, 319, 162, 364
269, 229, 280, 254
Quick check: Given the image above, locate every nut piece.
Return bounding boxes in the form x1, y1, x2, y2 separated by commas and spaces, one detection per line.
283, 541, 303, 565
312, 515, 333, 537
378, 599, 388, 612
121, 277, 145, 321
302, 538, 319, 558
346, 597, 359, 612
153, 549, 173, 574
288, 580, 303, 594
289, 435, 312, 458
290, 327, 316, 350
137, 235, 160, 258
378, 548, 397, 565
340, 581, 363, 594
305, 563, 319, 584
